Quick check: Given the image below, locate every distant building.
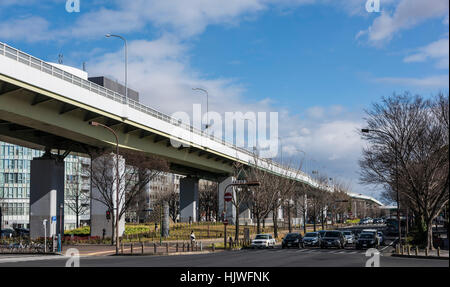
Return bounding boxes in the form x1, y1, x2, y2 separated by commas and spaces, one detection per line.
0, 141, 90, 230
88, 76, 139, 102
127, 172, 183, 223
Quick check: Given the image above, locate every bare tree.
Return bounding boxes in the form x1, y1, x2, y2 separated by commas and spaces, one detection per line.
327, 180, 352, 224
199, 181, 218, 222
226, 162, 254, 241
245, 159, 279, 234
65, 159, 89, 228
292, 183, 309, 233
359, 92, 449, 249
87, 150, 168, 244
153, 180, 180, 223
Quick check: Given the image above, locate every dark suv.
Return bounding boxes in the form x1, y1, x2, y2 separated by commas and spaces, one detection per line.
356, 233, 379, 249
282, 233, 304, 249
320, 231, 346, 249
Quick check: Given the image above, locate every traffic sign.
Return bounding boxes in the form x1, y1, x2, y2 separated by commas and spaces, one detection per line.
223, 219, 228, 225
224, 192, 232, 202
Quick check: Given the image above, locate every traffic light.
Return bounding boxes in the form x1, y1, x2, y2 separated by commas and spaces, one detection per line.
106, 210, 111, 220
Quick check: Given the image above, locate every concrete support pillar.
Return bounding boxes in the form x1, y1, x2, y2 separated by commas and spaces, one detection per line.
30, 156, 65, 239
219, 177, 236, 225
179, 177, 199, 222
90, 154, 125, 238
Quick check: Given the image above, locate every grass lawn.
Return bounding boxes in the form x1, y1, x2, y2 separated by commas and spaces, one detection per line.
63, 221, 354, 243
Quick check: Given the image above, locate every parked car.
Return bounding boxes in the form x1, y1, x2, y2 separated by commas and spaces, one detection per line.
356, 232, 379, 249
14, 228, 30, 237
342, 230, 355, 244
373, 218, 385, 224
251, 234, 276, 249
318, 230, 327, 239
282, 233, 304, 249
320, 231, 346, 249
361, 229, 380, 244
359, 219, 368, 225
0, 228, 15, 238
302, 232, 321, 247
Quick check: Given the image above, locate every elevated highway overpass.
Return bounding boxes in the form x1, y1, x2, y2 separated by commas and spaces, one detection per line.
0, 41, 381, 237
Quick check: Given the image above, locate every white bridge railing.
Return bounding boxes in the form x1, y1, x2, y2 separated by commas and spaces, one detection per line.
0, 41, 329, 190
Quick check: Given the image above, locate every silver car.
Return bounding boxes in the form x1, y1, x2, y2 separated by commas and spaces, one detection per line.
251, 234, 276, 249
342, 230, 355, 244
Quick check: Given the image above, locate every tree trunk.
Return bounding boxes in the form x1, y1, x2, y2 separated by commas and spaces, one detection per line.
256, 216, 261, 234
273, 207, 278, 238
321, 208, 325, 230
235, 206, 240, 242
287, 203, 292, 233
303, 210, 307, 234
313, 204, 317, 232
111, 216, 115, 246
426, 220, 434, 250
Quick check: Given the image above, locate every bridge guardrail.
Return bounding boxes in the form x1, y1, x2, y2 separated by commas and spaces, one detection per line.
0, 41, 321, 187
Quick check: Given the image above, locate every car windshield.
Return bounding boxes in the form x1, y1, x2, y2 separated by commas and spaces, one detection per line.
285, 233, 298, 239
255, 235, 269, 240
304, 233, 317, 237
324, 231, 340, 238
343, 231, 352, 235
360, 234, 373, 239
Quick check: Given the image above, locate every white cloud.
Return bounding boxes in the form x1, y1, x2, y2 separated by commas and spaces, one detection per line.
306, 106, 325, 119
0, 16, 52, 42
374, 74, 449, 87
361, 0, 448, 45
403, 37, 449, 69
58, 0, 316, 39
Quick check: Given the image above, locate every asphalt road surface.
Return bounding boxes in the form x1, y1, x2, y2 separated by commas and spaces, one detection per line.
0, 247, 448, 267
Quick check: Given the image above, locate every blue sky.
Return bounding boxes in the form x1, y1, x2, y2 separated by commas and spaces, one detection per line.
0, 0, 448, 202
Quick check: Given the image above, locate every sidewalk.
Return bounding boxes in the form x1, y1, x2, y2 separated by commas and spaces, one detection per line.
61, 238, 224, 256
391, 248, 449, 260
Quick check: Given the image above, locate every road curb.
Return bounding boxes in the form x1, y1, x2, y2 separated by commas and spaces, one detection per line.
110, 250, 220, 257
391, 254, 449, 260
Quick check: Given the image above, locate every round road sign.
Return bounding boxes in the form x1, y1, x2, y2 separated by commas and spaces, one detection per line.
224, 192, 232, 202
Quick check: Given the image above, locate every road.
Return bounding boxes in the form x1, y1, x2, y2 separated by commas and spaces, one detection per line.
1, 224, 447, 267
0, 247, 447, 267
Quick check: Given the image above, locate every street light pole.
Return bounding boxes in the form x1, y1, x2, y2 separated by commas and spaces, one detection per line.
362, 128, 402, 247
90, 121, 121, 255
277, 136, 283, 163
59, 203, 64, 252
192, 88, 209, 131
106, 34, 128, 119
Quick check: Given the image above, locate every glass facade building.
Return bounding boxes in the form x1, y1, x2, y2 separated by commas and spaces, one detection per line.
0, 141, 90, 230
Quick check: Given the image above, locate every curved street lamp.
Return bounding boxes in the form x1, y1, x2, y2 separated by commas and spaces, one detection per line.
89, 121, 120, 255
192, 88, 209, 131
106, 34, 128, 119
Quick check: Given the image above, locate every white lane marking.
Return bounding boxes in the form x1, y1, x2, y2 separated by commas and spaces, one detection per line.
0, 255, 69, 264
